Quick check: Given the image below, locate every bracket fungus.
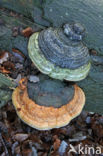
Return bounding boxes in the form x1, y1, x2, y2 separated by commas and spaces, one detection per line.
12, 75, 85, 130
28, 23, 91, 81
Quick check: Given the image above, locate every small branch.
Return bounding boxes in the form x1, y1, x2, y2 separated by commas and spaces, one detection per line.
0, 132, 9, 156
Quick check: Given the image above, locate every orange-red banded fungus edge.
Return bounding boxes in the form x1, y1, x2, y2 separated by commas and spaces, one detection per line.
12, 78, 85, 130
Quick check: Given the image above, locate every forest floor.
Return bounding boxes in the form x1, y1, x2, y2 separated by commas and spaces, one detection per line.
0, 104, 103, 156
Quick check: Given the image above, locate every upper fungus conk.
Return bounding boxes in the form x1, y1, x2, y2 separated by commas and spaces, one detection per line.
28, 23, 91, 81
12, 75, 85, 130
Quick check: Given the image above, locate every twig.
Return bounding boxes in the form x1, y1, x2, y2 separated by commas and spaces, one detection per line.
0, 132, 9, 156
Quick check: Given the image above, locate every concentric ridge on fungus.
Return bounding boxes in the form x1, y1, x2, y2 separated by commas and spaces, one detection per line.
28, 23, 91, 81
38, 28, 89, 69
12, 77, 85, 130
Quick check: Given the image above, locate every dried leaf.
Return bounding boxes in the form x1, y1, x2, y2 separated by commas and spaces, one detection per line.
13, 133, 29, 142
31, 146, 38, 156
58, 141, 68, 156
12, 48, 24, 56
69, 132, 87, 142
22, 27, 33, 37
3, 61, 15, 71
53, 138, 61, 151
0, 66, 11, 74
0, 51, 9, 64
